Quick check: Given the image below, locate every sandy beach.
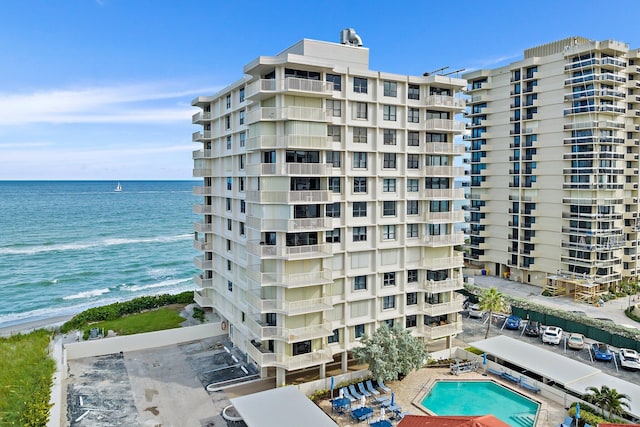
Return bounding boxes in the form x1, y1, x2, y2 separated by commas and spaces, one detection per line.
0, 315, 73, 337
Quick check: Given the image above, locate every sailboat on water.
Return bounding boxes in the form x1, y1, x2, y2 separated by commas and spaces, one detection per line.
115, 181, 122, 192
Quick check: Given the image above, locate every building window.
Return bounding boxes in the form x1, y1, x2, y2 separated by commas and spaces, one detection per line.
383, 178, 396, 192
408, 84, 420, 100
353, 226, 367, 242
239, 110, 245, 125
240, 199, 246, 213
326, 202, 341, 217
328, 125, 341, 141
326, 151, 341, 167
407, 154, 419, 169
426, 133, 447, 142
408, 131, 419, 146
406, 292, 418, 305
356, 102, 368, 119
351, 178, 367, 195
226, 135, 232, 150
328, 177, 341, 193
326, 228, 341, 243
326, 73, 342, 91
240, 132, 246, 147
354, 275, 367, 290
383, 153, 397, 169
406, 314, 417, 328
354, 77, 368, 93
383, 295, 396, 309
355, 324, 365, 338
227, 218, 232, 231
226, 197, 232, 211
239, 88, 245, 103
383, 201, 396, 216
407, 270, 418, 283
227, 177, 233, 190
430, 200, 450, 212
239, 222, 245, 236
384, 81, 397, 97
239, 154, 245, 170
226, 94, 231, 108
328, 329, 340, 343
407, 223, 419, 238
353, 201, 367, 217
383, 129, 397, 145
353, 127, 367, 143
408, 108, 419, 123
383, 272, 396, 286
327, 99, 341, 117
407, 200, 418, 215
383, 105, 397, 121
239, 177, 245, 192
382, 224, 396, 240
225, 114, 231, 129
407, 179, 419, 192
228, 280, 233, 292
353, 153, 367, 169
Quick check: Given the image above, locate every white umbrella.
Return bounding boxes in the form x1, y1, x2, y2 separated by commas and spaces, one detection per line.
360, 395, 366, 408
380, 407, 386, 420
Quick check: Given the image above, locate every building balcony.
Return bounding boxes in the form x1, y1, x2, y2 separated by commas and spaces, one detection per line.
192, 131, 214, 142
193, 168, 209, 177
421, 295, 466, 317
246, 190, 331, 204
245, 134, 333, 151
425, 211, 466, 223
246, 343, 333, 370
245, 162, 332, 177
424, 142, 466, 155
422, 233, 465, 247
192, 148, 212, 159
246, 318, 333, 342
194, 256, 213, 270
193, 186, 213, 196
423, 166, 466, 177
193, 203, 214, 215
194, 290, 214, 308
421, 188, 465, 200
424, 95, 465, 110
246, 77, 334, 99
420, 275, 464, 293
416, 321, 463, 340
422, 254, 464, 270
192, 111, 213, 124
245, 293, 333, 315
425, 119, 465, 133
193, 274, 213, 288
246, 268, 333, 289
193, 239, 213, 251
193, 222, 216, 233
246, 216, 332, 232
246, 106, 330, 124
246, 241, 333, 259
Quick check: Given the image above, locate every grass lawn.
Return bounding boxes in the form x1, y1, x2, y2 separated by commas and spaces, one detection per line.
87, 305, 186, 336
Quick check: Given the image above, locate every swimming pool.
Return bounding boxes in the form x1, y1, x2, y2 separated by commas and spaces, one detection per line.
420, 380, 539, 427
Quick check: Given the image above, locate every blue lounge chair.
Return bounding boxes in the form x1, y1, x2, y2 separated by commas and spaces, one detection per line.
487, 367, 503, 376
349, 384, 364, 400
501, 372, 519, 383
560, 415, 573, 427
340, 387, 355, 403
375, 396, 390, 405
357, 382, 372, 397
377, 379, 391, 393
365, 379, 381, 396
519, 377, 540, 393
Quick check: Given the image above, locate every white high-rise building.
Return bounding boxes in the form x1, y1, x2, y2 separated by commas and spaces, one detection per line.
464, 37, 640, 301
191, 32, 467, 384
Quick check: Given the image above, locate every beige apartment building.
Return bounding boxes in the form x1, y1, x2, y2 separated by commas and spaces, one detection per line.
464, 37, 640, 302
191, 32, 467, 384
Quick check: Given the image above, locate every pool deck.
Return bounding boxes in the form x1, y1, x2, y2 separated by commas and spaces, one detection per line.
319, 368, 568, 427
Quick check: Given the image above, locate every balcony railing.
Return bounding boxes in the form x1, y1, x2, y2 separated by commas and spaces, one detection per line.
423, 166, 466, 177
246, 241, 333, 259
245, 293, 333, 315
246, 344, 333, 370
246, 216, 332, 232
422, 233, 466, 247
422, 188, 465, 200
246, 190, 331, 204
424, 142, 466, 155
420, 276, 464, 293
421, 295, 466, 317
246, 268, 333, 288
193, 290, 214, 308
422, 254, 464, 270
246, 78, 333, 98
246, 318, 333, 342
425, 119, 465, 133
417, 321, 463, 340
425, 211, 466, 223
424, 95, 465, 109
192, 111, 213, 123
245, 134, 332, 151
245, 162, 332, 177
246, 106, 330, 124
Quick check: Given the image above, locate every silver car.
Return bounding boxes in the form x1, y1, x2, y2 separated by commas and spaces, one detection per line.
619, 348, 640, 370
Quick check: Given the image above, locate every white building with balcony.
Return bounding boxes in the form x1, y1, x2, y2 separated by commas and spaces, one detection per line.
191, 32, 467, 385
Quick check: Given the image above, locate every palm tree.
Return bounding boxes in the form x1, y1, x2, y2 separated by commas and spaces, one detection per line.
583, 385, 631, 418
478, 287, 508, 339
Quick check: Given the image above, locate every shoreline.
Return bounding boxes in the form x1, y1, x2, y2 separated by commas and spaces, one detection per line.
0, 315, 73, 337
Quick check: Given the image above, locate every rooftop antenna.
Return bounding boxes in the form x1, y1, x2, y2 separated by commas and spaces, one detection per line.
340, 28, 363, 47
423, 66, 449, 76
442, 68, 466, 77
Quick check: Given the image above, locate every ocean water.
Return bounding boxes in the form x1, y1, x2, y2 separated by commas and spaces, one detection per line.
0, 181, 199, 328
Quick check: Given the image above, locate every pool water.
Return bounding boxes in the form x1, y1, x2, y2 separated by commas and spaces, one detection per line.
421, 380, 539, 427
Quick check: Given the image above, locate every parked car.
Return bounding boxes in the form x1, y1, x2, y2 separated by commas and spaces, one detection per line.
504, 315, 521, 330
567, 333, 585, 350
524, 321, 541, 337
591, 342, 612, 362
542, 326, 563, 345
619, 348, 640, 370
468, 304, 485, 318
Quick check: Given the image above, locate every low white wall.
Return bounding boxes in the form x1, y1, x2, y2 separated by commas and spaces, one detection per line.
64, 322, 223, 360
294, 369, 370, 397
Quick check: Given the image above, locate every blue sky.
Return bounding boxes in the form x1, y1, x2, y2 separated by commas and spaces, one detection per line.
2, 0, 640, 180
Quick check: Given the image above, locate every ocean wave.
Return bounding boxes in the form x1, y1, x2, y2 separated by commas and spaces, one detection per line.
0, 234, 193, 255
120, 277, 192, 292
63, 288, 111, 300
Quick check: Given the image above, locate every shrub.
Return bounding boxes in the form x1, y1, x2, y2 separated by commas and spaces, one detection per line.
192, 306, 205, 322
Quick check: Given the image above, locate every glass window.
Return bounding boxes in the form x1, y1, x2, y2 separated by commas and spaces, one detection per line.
239, 132, 246, 147
239, 88, 245, 103
407, 154, 419, 169
407, 200, 418, 215
228, 280, 233, 291
383, 129, 397, 145
327, 99, 341, 117
353, 152, 367, 168
407, 270, 418, 283
239, 222, 245, 236
408, 84, 420, 100
408, 108, 419, 123
328, 125, 341, 141
353, 201, 367, 217
355, 324, 365, 338
383, 178, 396, 192
326, 74, 342, 91
226, 135, 232, 149
353, 177, 367, 192
353, 127, 367, 143
407, 223, 419, 237
382, 225, 396, 240
407, 292, 417, 305
240, 199, 245, 213
354, 275, 367, 290
328, 177, 341, 193
356, 102, 368, 119
383, 295, 395, 309
327, 329, 340, 343
326, 228, 341, 243
383, 105, 397, 121
326, 202, 341, 217
430, 200, 450, 212
383, 153, 396, 169
353, 226, 367, 242
407, 179, 419, 192
227, 177, 233, 190
326, 151, 341, 167
383, 272, 396, 286
408, 131, 419, 146
226, 94, 231, 108
384, 81, 397, 97
354, 77, 368, 93
383, 201, 396, 216
406, 315, 417, 328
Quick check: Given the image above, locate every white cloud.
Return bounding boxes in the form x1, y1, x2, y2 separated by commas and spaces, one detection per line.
0, 82, 221, 125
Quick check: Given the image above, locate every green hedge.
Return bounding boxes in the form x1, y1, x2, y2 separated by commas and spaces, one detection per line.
60, 291, 194, 333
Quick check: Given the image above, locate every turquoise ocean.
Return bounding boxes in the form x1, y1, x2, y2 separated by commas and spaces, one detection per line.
0, 181, 199, 329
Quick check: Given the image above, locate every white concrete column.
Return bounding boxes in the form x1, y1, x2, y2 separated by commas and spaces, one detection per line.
319, 362, 326, 379
341, 350, 348, 373
276, 367, 286, 387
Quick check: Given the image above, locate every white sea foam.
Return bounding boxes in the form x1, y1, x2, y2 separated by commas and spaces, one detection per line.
63, 288, 111, 300
0, 234, 192, 255
121, 277, 192, 292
